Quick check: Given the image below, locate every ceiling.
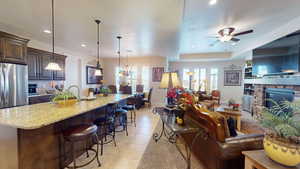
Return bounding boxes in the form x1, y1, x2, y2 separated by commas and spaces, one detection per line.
0, 0, 300, 60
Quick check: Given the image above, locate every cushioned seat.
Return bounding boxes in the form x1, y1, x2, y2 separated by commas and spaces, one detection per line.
63, 124, 98, 141
62, 124, 101, 168
122, 105, 135, 110
116, 108, 128, 114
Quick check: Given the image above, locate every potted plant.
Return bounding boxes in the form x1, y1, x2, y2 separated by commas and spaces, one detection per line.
52, 90, 78, 107
259, 100, 300, 166
99, 87, 111, 96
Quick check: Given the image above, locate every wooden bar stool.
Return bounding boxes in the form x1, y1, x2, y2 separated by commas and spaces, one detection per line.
62, 124, 101, 168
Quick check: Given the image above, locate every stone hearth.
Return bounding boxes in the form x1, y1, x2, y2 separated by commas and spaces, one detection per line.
253, 84, 300, 116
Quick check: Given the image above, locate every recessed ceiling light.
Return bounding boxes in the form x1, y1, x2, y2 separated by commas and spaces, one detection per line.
43, 30, 51, 34
209, 0, 217, 5
81, 44, 87, 47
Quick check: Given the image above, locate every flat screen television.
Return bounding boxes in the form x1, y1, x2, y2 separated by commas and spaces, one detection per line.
252, 31, 300, 76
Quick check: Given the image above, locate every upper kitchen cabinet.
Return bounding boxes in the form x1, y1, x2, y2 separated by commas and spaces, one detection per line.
27, 48, 40, 80
27, 47, 67, 80
53, 54, 66, 80
39, 52, 54, 80
0, 31, 29, 65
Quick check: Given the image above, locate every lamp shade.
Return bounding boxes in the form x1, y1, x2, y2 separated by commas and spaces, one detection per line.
159, 72, 181, 89
45, 62, 62, 71
94, 69, 102, 76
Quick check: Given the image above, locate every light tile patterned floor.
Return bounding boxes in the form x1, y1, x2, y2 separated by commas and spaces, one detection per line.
72, 106, 160, 169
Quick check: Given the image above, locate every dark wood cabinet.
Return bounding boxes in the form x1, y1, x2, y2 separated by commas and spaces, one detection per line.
27, 48, 39, 80
28, 95, 54, 105
39, 52, 54, 80
53, 54, 66, 80
27, 47, 66, 80
0, 31, 29, 65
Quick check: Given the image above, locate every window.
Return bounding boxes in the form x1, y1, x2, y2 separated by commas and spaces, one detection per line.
199, 68, 207, 91
115, 66, 121, 92
193, 68, 207, 91
142, 66, 150, 91
210, 68, 218, 91
128, 66, 137, 93
182, 68, 190, 89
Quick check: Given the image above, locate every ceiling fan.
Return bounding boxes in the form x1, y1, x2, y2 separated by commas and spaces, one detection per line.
210, 27, 254, 46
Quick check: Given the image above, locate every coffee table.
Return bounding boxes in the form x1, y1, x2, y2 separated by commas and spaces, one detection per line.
216, 106, 242, 131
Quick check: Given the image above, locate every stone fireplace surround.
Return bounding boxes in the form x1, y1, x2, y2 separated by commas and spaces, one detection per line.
244, 75, 300, 116
252, 84, 300, 116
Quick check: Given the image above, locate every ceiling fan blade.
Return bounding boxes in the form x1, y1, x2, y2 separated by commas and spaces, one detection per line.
233, 30, 253, 36
209, 40, 219, 47
231, 38, 240, 42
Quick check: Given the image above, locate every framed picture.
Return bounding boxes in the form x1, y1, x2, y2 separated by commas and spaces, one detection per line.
224, 70, 242, 86
86, 66, 102, 84
152, 67, 164, 82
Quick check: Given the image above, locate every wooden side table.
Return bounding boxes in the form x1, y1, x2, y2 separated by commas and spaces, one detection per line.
216, 106, 242, 131
242, 150, 300, 169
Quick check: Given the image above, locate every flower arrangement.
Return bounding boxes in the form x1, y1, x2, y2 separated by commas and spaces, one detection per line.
166, 87, 185, 105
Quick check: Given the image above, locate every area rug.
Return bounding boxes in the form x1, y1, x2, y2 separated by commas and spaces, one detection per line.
136, 122, 205, 169
241, 118, 265, 134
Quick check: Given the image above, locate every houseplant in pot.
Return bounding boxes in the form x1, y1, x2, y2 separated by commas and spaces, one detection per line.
259, 100, 300, 166
99, 87, 111, 96
52, 90, 78, 107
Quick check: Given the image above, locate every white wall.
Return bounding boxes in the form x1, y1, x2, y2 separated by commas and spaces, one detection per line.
169, 59, 245, 104
102, 57, 167, 104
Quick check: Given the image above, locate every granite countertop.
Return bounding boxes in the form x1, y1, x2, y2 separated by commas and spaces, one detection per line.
0, 94, 130, 130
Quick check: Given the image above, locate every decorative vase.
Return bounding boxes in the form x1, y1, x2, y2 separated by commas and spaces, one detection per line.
55, 99, 77, 107
263, 135, 300, 167
174, 109, 185, 125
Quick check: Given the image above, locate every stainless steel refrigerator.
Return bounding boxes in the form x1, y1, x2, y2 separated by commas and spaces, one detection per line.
0, 63, 28, 109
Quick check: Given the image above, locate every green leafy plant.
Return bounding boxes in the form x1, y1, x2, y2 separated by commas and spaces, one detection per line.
259, 99, 300, 144
100, 87, 111, 94
52, 90, 77, 102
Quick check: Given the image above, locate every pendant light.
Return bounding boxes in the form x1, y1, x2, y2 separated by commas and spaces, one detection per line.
124, 50, 132, 76
45, 0, 62, 71
94, 19, 102, 76
117, 36, 124, 77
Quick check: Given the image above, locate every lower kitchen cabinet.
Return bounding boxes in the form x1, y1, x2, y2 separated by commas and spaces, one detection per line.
28, 95, 54, 105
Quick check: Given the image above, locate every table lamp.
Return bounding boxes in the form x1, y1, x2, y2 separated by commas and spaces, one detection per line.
159, 72, 181, 105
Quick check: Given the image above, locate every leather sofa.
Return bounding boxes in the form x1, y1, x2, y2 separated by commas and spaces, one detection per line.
181, 105, 264, 169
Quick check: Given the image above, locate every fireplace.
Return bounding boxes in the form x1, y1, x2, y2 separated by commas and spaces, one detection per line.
265, 88, 295, 108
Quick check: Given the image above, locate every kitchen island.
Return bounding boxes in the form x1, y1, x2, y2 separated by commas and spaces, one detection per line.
0, 94, 131, 169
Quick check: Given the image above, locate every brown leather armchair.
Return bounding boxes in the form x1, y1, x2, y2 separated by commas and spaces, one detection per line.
181, 105, 264, 169
211, 90, 221, 105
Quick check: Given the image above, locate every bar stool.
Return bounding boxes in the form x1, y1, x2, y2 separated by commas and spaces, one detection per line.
122, 103, 136, 127
62, 124, 101, 168
94, 103, 117, 155
115, 108, 128, 136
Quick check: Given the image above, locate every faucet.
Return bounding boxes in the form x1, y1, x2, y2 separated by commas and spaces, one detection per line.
67, 85, 81, 101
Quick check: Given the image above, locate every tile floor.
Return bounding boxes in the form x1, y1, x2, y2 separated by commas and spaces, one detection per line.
74, 106, 160, 169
